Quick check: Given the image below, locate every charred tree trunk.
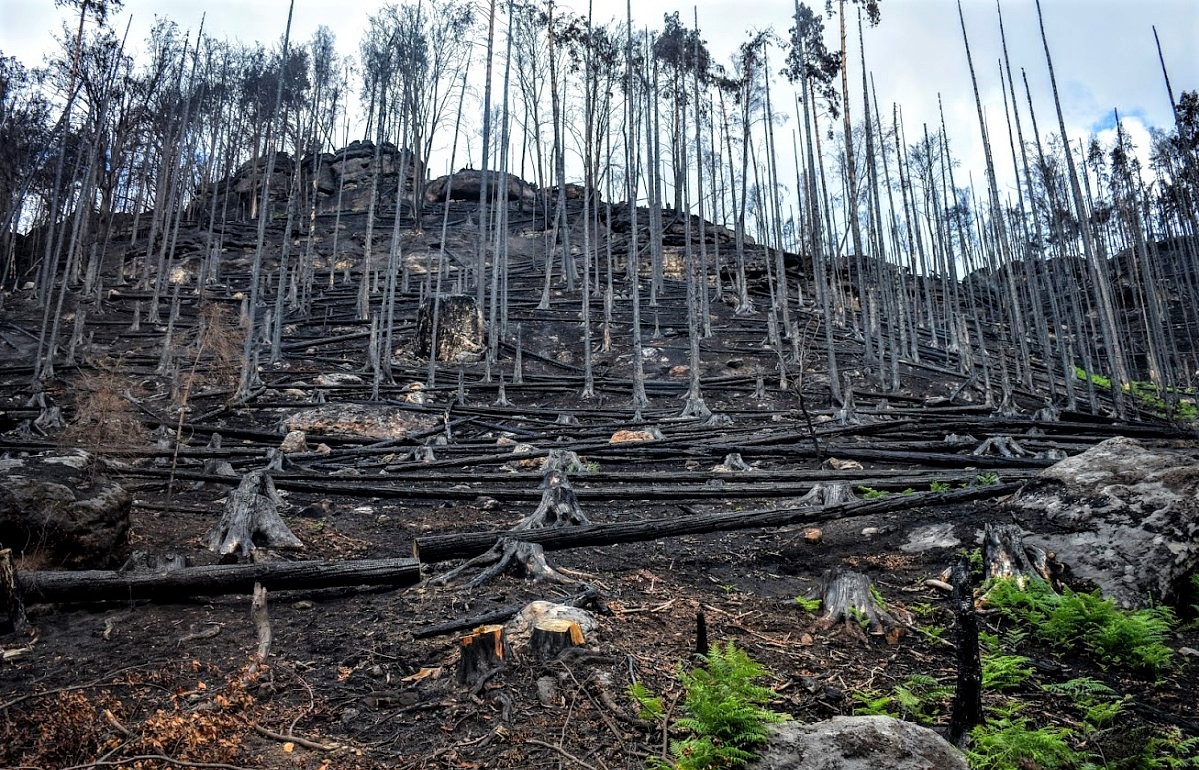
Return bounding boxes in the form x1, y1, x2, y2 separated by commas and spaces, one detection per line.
1, 547, 29, 634
948, 557, 982, 747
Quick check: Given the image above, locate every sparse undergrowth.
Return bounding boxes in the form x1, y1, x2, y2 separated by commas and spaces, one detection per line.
1075, 367, 1199, 422
984, 578, 1177, 677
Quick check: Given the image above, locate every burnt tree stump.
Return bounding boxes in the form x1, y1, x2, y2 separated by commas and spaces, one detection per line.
207, 471, 303, 558
416, 294, 483, 363
981, 523, 1063, 591
432, 468, 591, 588
815, 568, 906, 643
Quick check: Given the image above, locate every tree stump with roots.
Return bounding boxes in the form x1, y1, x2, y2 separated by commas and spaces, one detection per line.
797, 482, 859, 507
814, 568, 907, 643
432, 468, 591, 589
979, 523, 1064, 600
207, 470, 303, 558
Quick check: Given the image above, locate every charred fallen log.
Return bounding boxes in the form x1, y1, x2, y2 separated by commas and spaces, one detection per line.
414, 482, 1022, 563
18, 557, 420, 603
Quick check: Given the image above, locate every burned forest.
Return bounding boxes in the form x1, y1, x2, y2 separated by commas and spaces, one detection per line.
2, 0, 1198, 768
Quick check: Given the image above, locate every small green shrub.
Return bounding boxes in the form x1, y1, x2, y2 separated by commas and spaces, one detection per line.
857, 486, 889, 499
929, 481, 952, 493
1075, 367, 1199, 421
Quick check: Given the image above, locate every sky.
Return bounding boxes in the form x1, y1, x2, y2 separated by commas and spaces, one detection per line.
2, 0, 1197, 201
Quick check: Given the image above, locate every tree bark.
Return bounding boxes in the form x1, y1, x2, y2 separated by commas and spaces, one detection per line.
18, 557, 420, 603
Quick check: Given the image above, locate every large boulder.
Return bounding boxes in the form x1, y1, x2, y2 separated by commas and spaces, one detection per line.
0, 451, 131, 568
424, 169, 537, 204
747, 716, 967, 770
284, 404, 437, 441
1014, 436, 1199, 608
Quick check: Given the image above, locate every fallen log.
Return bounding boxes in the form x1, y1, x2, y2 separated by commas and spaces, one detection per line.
414, 482, 1022, 563
18, 557, 421, 603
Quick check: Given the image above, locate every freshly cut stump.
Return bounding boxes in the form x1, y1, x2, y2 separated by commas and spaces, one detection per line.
815, 568, 905, 643
530, 617, 584, 661
458, 624, 508, 685
207, 471, 302, 558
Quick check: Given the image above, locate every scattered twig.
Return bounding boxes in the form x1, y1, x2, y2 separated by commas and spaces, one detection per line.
103, 708, 133, 738
525, 738, 600, 770
252, 723, 334, 751
0, 661, 166, 712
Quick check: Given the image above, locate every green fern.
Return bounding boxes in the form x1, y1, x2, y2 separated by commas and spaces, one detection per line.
793, 595, 822, 613
664, 642, 790, 770
1042, 677, 1127, 734
981, 653, 1034, 692
985, 578, 1175, 676
850, 690, 897, 717
857, 486, 889, 499
893, 674, 953, 724
1140, 728, 1199, 769
967, 710, 1078, 770
629, 680, 665, 721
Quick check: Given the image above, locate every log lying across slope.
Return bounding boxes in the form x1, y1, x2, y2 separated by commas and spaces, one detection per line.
414, 482, 1022, 563
18, 557, 421, 602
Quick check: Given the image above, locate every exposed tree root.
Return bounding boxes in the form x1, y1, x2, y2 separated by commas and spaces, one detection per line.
431, 468, 591, 589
